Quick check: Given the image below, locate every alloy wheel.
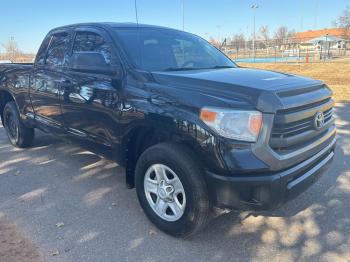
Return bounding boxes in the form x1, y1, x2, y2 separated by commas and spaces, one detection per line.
144, 164, 186, 222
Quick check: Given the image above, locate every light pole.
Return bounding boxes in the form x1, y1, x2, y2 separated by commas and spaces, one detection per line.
325, 33, 329, 61
251, 4, 258, 61
182, 0, 185, 31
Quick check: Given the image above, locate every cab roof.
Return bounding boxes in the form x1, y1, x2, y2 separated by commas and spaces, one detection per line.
50, 22, 175, 32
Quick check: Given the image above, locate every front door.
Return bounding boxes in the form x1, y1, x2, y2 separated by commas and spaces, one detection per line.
60, 28, 123, 147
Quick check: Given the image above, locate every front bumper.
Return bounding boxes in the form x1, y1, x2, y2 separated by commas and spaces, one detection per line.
206, 137, 336, 211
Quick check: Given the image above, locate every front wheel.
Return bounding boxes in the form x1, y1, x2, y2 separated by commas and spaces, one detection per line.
3, 101, 34, 148
135, 143, 210, 238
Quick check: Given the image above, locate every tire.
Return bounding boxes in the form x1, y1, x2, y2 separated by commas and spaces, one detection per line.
135, 142, 210, 238
3, 101, 34, 148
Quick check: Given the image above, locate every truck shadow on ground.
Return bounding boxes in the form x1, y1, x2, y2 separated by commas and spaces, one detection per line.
0, 103, 349, 261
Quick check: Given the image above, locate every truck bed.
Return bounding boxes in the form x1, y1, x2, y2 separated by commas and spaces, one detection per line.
0, 63, 33, 82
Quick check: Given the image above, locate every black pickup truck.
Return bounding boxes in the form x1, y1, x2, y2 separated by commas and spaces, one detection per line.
0, 23, 336, 237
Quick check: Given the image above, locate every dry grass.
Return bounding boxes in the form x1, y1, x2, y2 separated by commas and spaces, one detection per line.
0, 54, 35, 63
239, 59, 350, 101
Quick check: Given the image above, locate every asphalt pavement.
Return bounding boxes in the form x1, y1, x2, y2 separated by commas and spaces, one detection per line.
0, 103, 350, 262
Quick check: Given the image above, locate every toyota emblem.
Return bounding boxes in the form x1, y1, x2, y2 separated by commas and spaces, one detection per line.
314, 111, 325, 130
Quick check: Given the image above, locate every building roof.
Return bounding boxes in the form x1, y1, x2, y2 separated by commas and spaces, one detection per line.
294, 28, 350, 41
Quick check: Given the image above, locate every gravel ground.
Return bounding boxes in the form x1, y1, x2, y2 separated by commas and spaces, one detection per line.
0, 103, 350, 262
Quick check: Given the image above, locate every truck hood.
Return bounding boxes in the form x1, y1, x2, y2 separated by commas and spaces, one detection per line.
154, 67, 317, 90
150, 67, 329, 113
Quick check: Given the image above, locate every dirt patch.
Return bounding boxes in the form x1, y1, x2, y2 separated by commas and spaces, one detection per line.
0, 217, 41, 262
238, 59, 350, 101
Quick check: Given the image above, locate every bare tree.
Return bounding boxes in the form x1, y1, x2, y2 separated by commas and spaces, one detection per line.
274, 26, 288, 40
2, 37, 21, 62
287, 29, 296, 38
230, 33, 245, 54
259, 25, 270, 51
274, 26, 291, 49
334, 6, 350, 29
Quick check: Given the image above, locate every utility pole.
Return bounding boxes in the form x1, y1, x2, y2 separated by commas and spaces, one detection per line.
251, 4, 258, 61
182, 0, 185, 31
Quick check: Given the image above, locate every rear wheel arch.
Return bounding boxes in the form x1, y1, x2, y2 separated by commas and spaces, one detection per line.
0, 90, 15, 125
3, 101, 34, 148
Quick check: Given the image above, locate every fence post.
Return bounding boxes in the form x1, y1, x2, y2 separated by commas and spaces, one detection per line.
274, 39, 277, 63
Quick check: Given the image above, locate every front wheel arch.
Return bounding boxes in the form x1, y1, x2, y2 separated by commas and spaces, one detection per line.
124, 123, 205, 189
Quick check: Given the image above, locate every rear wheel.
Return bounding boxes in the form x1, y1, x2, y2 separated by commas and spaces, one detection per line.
3, 102, 34, 148
135, 143, 210, 237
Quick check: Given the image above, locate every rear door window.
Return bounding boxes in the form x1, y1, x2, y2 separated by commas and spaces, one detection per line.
72, 31, 112, 64
35, 35, 51, 66
45, 32, 70, 68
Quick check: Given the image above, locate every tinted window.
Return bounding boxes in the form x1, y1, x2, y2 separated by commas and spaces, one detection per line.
46, 32, 70, 68
35, 35, 51, 66
73, 31, 112, 64
113, 28, 236, 71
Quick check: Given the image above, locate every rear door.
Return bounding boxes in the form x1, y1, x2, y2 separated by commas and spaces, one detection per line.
60, 27, 123, 146
30, 30, 72, 129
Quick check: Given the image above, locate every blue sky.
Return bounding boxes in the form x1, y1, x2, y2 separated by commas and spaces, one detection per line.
0, 0, 348, 53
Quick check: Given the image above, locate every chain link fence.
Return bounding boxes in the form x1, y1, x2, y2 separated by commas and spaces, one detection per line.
219, 37, 350, 63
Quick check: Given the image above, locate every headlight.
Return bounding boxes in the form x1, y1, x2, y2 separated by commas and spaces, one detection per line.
200, 107, 262, 142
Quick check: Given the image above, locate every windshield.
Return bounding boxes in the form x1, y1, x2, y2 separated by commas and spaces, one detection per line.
113, 27, 236, 72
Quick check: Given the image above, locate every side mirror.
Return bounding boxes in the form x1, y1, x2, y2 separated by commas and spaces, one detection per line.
68, 52, 114, 75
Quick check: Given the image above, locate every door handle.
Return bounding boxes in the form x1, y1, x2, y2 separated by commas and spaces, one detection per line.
121, 102, 133, 112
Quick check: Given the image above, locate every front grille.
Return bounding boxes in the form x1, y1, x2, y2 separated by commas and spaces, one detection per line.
272, 107, 332, 139
270, 98, 334, 152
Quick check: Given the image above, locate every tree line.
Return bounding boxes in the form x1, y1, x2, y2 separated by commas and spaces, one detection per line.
216, 25, 296, 50
1, 37, 22, 62
210, 6, 350, 50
